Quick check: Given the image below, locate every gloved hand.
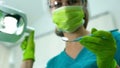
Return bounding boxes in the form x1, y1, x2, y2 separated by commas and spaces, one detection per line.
21, 31, 35, 61
79, 28, 117, 68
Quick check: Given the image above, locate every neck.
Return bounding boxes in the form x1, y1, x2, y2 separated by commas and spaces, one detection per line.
64, 26, 89, 41
64, 26, 89, 59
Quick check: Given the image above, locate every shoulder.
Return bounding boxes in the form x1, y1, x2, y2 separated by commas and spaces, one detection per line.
46, 52, 61, 68
111, 30, 120, 46
111, 30, 120, 47
111, 30, 120, 41
46, 51, 70, 68
111, 30, 120, 66
46, 50, 75, 68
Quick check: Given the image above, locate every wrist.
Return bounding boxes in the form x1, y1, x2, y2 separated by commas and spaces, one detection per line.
23, 50, 35, 61
97, 57, 117, 68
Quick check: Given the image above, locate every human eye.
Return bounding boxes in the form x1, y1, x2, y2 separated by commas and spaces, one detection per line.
54, 1, 62, 8
49, 1, 62, 8
67, 0, 79, 5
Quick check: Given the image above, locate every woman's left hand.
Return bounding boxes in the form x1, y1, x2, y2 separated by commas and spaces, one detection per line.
80, 28, 117, 68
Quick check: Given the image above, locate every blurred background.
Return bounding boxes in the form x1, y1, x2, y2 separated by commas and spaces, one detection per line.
0, 0, 120, 68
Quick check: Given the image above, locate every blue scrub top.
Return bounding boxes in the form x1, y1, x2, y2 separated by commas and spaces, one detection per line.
47, 31, 120, 68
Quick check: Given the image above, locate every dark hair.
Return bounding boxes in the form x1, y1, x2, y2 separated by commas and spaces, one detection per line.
55, 0, 89, 37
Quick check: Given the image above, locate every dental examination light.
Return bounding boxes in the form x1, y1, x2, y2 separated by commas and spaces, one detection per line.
0, 5, 34, 43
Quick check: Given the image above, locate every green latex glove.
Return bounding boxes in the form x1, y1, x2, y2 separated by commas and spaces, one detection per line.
79, 28, 117, 68
21, 31, 35, 61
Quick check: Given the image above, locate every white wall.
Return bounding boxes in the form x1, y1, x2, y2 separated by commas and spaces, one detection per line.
88, 0, 120, 29
0, 45, 9, 68
33, 33, 65, 68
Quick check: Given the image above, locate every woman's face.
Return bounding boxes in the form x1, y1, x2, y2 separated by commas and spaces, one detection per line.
49, 0, 83, 12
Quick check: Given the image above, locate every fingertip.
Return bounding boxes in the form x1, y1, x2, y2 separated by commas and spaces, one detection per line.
79, 40, 84, 44
79, 36, 87, 44
29, 30, 35, 38
27, 31, 35, 42
91, 28, 97, 34
25, 36, 29, 39
30, 30, 35, 35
